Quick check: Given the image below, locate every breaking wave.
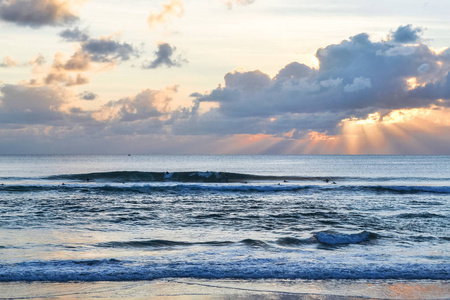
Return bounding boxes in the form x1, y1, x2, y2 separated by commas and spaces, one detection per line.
1, 257, 448, 281
1, 183, 449, 194
46, 171, 289, 183
94, 232, 376, 250
40, 171, 450, 183
314, 231, 377, 245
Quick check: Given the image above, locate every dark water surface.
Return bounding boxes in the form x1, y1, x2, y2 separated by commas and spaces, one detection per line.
0, 155, 449, 281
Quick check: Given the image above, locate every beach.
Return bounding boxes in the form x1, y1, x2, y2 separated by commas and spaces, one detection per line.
2, 279, 450, 299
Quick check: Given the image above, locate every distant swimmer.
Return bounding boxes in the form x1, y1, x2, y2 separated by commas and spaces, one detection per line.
325, 178, 329, 183
332, 181, 336, 184
86, 178, 90, 182
283, 180, 288, 183
61, 183, 65, 186
165, 171, 169, 175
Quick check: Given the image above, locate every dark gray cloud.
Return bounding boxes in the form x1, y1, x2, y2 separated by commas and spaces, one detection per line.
170, 26, 449, 137
36, 36, 138, 86
142, 43, 186, 69
59, 27, 89, 42
82, 38, 139, 63
79, 91, 97, 100
189, 92, 202, 97
0, 0, 81, 28
58, 28, 139, 64
274, 62, 315, 80
390, 24, 422, 44
409, 72, 450, 101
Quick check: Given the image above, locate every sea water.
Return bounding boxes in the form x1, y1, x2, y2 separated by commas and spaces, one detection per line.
0, 155, 449, 281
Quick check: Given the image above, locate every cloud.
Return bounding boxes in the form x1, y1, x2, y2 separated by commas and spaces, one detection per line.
78, 91, 97, 100
0, 56, 18, 67
29, 54, 46, 66
1, 54, 46, 68
344, 77, 372, 92
225, 0, 256, 9
0, 0, 86, 28
0, 84, 67, 124
148, 0, 184, 28
389, 24, 423, 44
44, 71, 89, 86
0, 83, 173, 138
82, 38, 139, 63
59, 29, 140, 63
31, 35, 139, 86
170, 26, 449, 138
59, 26, 89, 42
1, 25, 450, 154
95, 87, 175, 123
58, 50, 91, 70
142, 43, 186, 69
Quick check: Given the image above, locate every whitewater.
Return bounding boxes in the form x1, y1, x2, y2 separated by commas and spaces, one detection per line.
0, 155, 449, 282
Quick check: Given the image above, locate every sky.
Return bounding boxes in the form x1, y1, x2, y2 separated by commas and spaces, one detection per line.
0, 0, 449, 154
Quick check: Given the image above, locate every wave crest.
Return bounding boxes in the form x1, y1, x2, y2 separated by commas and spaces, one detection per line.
315, 231, 377, 245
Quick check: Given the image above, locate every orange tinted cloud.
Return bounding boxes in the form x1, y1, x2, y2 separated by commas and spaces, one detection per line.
0, 56, 18, 68
148, 0, 184, 28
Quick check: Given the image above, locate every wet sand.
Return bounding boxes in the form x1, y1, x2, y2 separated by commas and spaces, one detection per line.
1, 279, 449, 299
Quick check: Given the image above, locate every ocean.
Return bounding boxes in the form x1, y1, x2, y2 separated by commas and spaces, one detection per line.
0, 155, 449, 282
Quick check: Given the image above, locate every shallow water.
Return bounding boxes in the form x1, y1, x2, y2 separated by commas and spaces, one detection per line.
0, 155, 449, 281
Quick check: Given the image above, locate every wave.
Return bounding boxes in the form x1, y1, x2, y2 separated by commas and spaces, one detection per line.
1, 182, 449, 194
396, 212, 447, 219
95, 239, 269, 249
96, 239, 233, 248
93, 232, 376, 251
1, 258, 448, 281
42, 171, 450, 183
314, 231, 377, 245
369, 185, 450, 194
46, 171, 294, 183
